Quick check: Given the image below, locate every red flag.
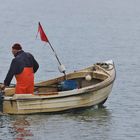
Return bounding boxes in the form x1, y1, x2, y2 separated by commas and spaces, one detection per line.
38, 22, 49, 42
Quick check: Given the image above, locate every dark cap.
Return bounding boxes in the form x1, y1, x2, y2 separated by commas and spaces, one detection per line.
12, 43, 22, 50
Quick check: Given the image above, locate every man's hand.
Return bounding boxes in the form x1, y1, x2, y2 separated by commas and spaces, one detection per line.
0, 84, 6, 90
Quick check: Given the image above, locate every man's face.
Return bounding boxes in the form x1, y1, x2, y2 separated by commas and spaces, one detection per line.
12, 49, 18, 57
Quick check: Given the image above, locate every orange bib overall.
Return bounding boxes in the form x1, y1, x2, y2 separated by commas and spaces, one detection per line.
15, 68, 34, 94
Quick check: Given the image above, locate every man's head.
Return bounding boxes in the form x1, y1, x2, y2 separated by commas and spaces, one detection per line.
12, 43, 22, 56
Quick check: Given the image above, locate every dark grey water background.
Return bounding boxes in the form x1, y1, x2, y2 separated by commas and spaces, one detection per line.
0, 0, 140, 140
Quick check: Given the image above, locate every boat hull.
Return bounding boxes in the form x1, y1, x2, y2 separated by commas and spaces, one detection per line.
3, 83, 113, 114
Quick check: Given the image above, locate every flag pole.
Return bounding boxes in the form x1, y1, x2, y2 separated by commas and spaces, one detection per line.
46, 41, 66, 76
38, 22, 66, 76
47, 41, 61, 65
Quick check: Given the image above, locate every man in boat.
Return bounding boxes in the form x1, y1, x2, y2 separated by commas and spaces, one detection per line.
0, 43, 39, 94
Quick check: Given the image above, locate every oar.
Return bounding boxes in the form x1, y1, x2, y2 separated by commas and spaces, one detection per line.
0, 83, 15, 88
0, 82, 15, 86
34, 85, 58, 88
0, 83, 58, 89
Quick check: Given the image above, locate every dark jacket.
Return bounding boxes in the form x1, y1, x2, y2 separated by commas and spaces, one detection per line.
4, 50, 39, 86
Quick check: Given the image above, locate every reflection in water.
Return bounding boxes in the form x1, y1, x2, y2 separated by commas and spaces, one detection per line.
60, 106, 112, 140
0, 115, 5, 129
0, 106, 112, 140
10, 116, 33, 140
63, 106, 111, 122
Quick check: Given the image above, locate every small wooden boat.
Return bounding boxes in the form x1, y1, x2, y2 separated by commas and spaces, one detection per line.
1, 60, 116, 114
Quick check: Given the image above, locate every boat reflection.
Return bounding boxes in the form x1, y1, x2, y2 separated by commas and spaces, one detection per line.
63, 106, 112, 123
10, 116, 33, 140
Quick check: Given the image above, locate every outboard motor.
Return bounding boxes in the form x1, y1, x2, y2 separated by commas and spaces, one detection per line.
0, 90, 4, 112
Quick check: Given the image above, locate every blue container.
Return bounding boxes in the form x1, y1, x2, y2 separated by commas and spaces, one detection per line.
58, 80, 78, 91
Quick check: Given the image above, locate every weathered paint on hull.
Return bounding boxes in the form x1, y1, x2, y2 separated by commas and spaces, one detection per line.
3, 84, 113, 114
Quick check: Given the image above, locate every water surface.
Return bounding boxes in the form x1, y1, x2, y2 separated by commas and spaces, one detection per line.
0, 0, 140, 140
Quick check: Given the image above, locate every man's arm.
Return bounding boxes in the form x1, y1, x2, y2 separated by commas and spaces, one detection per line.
33, 57, 39, 73
4, 59, 17, 86
26, 52, 39, 73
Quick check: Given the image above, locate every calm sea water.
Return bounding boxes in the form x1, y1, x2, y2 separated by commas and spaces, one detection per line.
0, 0, 140, 140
